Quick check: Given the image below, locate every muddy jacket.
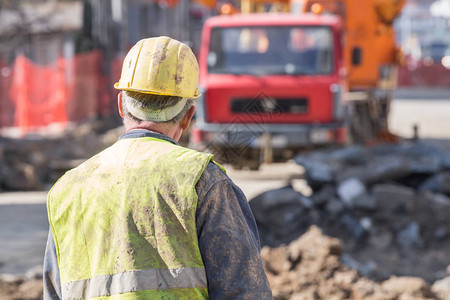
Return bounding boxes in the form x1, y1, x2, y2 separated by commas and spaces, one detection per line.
44, 130, 272, 300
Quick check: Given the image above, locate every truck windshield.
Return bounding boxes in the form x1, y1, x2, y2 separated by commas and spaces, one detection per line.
208, 26, 334, 76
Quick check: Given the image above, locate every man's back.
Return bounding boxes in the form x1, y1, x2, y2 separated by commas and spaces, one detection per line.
47, 137, 213, 298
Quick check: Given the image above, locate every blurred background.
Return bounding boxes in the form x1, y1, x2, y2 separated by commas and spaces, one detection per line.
0, 0, 448, 135
0, 0, 450, 299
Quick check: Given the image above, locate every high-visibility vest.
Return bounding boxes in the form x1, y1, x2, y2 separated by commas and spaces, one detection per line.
47, 137, 216, 299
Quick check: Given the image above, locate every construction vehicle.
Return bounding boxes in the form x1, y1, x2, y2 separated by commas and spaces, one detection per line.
302, 0, 404, 142
190, 0, 405, 169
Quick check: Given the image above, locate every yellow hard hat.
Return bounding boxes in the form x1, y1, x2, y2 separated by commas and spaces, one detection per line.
114, 36, 200, 99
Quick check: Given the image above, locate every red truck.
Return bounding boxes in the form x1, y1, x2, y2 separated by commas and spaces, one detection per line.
190, 13, 347, 169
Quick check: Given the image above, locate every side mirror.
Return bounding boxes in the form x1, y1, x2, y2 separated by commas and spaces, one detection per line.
352, 47, 362, 66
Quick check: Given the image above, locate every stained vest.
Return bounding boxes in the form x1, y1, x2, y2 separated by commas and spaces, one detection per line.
47, 137, 216, 299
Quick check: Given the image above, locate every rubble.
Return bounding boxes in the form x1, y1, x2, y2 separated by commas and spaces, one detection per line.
0, 119, 122, 191
250, 141, 450, 283
372, 184, 415, 214
396, 221, 423, 250
261, 226, 450, 300
337, 178, 367, 207
0, 272, 43, 300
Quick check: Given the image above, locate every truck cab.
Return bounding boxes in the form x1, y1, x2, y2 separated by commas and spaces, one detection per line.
190, 13, 347, 169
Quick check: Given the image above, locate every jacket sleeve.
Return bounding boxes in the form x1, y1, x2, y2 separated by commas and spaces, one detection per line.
195, 163, 273, 299
43, 228, 62, 300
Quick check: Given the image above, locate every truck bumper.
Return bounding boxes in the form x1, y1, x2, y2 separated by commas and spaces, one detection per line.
190, 122, 348, 150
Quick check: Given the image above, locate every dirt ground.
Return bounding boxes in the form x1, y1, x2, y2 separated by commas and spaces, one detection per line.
262, 226, 450, 300
0, 278, 43, 300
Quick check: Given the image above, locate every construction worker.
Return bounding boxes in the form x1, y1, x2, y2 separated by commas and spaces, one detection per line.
43, 36, 272, 299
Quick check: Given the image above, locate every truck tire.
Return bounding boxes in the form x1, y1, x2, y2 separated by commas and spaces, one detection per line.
349, 101, 376, 143
348, 93, 391, 144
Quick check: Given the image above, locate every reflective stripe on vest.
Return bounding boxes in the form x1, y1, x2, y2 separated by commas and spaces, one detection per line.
47, 137, 215, 299
62, 267, 207, 298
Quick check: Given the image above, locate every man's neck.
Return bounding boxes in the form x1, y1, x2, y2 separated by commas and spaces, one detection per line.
125, 123, 180, 141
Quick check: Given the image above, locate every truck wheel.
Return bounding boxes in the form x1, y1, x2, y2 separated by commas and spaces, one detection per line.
349, 93, 391, 143
349, 101, 376, 143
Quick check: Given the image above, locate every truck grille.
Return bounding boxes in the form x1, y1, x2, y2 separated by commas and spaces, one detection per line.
231, 97, 308, 114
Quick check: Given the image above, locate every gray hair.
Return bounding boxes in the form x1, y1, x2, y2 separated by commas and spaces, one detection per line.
121, 91, 195, 124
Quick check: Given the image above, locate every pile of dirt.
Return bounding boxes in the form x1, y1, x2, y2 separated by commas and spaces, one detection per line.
0, 277, 43, 300
262, 226, 450, 300
250, 141, 450, 283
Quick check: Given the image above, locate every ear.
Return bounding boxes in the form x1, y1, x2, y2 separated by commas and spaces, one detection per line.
180, 105, 196, 130
118, 92, 124, 118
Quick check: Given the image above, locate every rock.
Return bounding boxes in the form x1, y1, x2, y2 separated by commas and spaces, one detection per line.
294, 152, 342, 185
417, 191, 450, 226
424, 192, 450, 207
311, 185, 335, 206
336, 165, 367, 184
369, 230, 394, 250
250, 185, 303, 210
431, 276, 450, 300
325, 198, 345, 216
341, 254, 378, 278
411, 141, 450, 170
360, 217, 373, 231
249, 185, 303, 224
249, 185, 305, 245
420, 172, 450, 194
299, 195, 314, 209
372, 184, 415, 214
363, 155, 411, 184
382, 276, 434, 298
302, 160, 337, 184
396, 221, 423, 250
371, 143, 401, 156
406, 152, 443, 175
434, 227, 448, 241
353, 194, 377, 211
340, 215, 366, 240
337, 178, 367, 207
329, 145, 371, 165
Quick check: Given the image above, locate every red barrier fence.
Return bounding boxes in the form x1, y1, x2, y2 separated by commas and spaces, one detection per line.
0, 50, 121, 135
398, 63, 450, 88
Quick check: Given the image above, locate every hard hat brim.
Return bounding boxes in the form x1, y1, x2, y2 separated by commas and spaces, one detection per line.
114, 82, 200, 99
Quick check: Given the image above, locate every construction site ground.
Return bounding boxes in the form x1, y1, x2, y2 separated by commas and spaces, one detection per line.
1, 88, 450, 299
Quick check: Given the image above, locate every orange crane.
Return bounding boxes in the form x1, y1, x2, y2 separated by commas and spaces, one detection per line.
302, 0, 405, 142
